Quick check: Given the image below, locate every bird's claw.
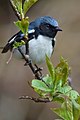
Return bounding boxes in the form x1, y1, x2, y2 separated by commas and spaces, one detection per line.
34, 64, 43, 73
24, 59, 31, 66
34, 67, 42, 73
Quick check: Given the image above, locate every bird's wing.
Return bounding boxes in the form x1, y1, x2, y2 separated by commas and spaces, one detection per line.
1, 31, 24, 53
2, 28, 36, 53
8, 31, 24, 43
2, 19, 37, 54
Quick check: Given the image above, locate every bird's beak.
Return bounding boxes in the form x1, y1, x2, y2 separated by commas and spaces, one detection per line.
55, 26, 62, 31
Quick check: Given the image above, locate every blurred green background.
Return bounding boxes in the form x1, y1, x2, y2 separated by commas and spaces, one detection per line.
0, 0, 80, 120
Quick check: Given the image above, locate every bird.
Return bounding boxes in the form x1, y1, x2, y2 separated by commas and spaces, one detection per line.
1, 16, 62, 64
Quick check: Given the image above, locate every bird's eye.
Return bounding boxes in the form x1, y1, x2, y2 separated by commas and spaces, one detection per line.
46, 24, 50, 29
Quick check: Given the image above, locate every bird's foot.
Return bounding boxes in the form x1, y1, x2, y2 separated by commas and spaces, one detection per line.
24, 60, 31, 66
34, 64, 43, 73
34, 64, 43, 79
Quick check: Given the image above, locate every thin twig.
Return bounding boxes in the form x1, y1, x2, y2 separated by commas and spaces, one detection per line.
18, 47, 43, 80
18, 47, 50, 87
9, 0, 21, 20
6, 52, 13, 64
19, 96, 51, 103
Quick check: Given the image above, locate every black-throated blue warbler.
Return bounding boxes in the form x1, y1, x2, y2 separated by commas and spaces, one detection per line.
2, 16, 62, 64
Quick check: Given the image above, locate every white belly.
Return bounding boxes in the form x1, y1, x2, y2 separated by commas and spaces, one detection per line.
29, 35, 53, 64
13, 35, 53, 64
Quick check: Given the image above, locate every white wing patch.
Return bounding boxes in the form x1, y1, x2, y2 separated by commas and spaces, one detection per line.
8, 36, 17, 43
28, 29, 35, 34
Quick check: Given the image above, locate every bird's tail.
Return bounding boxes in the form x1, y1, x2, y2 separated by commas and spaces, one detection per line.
1, 31, 24, 53
1, 43, 12, 53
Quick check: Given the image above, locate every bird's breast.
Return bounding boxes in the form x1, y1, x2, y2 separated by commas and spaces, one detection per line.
29, 35, 53, 64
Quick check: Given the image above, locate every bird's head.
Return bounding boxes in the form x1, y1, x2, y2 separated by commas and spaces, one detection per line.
29, 16, 62, 38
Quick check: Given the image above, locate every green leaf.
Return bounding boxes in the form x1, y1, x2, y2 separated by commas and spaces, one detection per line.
15, 17, 29, 35
32, 79, 52, 92
42, 75, 54, 89
34, 88, 47, 97
77, 96, 80, 104
72, 100, 80, 120
55, 57, 70, 86
13, 40, 25, 48
57, 86, 79, 100
52, 97, 80, 120
46, 55, 55, 80
53, 96, 65, 103
51, 100, 73, 120
23, 0, 38, 15
68, 90, 79, 100
58, 85, 72, 94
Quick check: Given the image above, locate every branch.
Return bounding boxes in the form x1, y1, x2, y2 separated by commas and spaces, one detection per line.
18, 47, 43, 80
9, 0, 21, 20
19, 95, 51, 103
18, 46, 51, 88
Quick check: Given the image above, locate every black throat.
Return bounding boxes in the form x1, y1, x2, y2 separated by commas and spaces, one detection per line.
33, 26, 58, 39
